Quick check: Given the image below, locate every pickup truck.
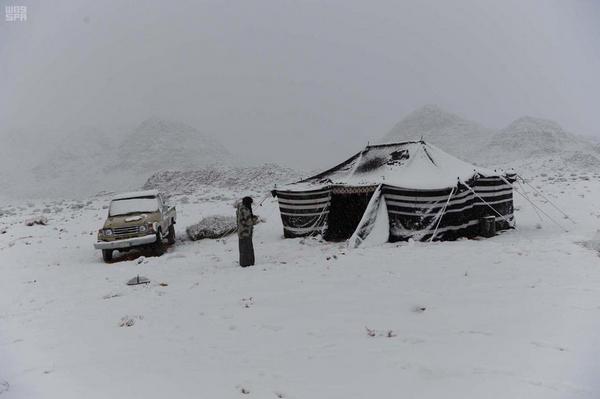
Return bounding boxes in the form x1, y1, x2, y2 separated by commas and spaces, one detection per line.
94, 190, 176, 262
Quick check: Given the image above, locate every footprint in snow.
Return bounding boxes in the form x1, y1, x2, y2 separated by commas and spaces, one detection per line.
531, 341, 566, 352
402, 337, 425, 344
102, 293, 122, 300
459, 330, 493, 336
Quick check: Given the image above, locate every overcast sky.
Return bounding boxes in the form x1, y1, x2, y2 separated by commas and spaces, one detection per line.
1, 0, 599, 168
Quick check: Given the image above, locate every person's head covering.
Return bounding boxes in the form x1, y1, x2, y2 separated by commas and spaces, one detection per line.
242, 196, 253, 208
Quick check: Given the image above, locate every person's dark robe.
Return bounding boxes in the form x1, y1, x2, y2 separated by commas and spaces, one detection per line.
236, 203, 258, 267
238, 237, 255, 267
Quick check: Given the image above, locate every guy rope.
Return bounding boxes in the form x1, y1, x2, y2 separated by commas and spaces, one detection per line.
461, 180, 517, 230
429, 187, 456, 242
516, 174, 575, 224
498, 175, 568, 232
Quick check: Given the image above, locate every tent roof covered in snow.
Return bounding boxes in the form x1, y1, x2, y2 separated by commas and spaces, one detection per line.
279, 141, 498, 191
273, 141, 515, 243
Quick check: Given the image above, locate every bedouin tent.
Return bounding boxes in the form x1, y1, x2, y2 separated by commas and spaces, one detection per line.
271, 141, 515, 245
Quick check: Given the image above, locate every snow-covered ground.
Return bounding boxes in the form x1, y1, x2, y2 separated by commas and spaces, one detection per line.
2, 172, 600, 398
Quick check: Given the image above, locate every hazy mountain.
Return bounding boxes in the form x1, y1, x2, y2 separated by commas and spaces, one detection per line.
114, 118, 231, 173
19, 119, 233, 198
380, 105, 495, 160
33, 127, 115, 180
25, 127, 124, 197
488, 117, 577, 158
0, 127, 61, 197
479, 116, 600, 169
5, 109, 600, 199
381, 105, 600, 171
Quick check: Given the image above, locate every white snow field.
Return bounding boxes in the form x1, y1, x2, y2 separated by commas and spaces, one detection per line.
2, 173, 600, 398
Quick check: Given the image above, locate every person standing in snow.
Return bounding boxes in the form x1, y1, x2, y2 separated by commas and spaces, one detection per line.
236, 196, 258, 267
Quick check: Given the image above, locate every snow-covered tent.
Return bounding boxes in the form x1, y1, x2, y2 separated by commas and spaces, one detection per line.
272, 141, 515, 244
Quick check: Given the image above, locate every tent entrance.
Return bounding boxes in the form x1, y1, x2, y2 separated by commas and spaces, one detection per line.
324, 190, 375, 241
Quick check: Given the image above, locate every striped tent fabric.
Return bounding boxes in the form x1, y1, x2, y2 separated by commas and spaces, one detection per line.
385, 175, 514, 241
272, 141, 515, 242
472, 175, 515, 230
276, 188, 331, 238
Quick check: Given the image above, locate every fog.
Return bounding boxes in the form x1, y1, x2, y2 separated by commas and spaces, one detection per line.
1, 0, 599, 170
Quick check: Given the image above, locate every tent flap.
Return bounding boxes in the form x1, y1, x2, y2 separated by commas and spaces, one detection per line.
349, 185, 390, 248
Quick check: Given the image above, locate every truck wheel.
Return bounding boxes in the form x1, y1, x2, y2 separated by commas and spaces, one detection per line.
152, 230, 165, 256
102, 249, 113, 262
167, 224, 176, 245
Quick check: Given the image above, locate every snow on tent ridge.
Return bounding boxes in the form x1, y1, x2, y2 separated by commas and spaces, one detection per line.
273, 141, 515, 242
279, 141, 499, 191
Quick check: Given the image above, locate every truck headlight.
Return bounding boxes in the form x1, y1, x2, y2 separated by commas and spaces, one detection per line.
104, 229, 113, 236
139, 225, 147, 232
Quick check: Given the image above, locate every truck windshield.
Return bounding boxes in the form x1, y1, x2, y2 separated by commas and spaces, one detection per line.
109, 197, 159, 216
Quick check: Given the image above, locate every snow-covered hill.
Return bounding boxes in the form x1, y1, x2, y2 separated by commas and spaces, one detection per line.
477, 116, 600, 171
12, 119, 233, 199
30, 127, 122, 197
490, 117, 573, 158
381, 106, 600, 172
486, 116, 600, 166
115, 118, 231, 173
143, 163, 303, 196
0, 127, 61, 199
380, 105, 495, 161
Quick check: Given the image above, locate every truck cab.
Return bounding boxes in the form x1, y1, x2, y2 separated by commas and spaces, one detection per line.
94, 190, 176, 262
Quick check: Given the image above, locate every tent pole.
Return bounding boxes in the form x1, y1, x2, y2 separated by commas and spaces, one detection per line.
429, 187, 455, 242
258, 191, 271, 206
